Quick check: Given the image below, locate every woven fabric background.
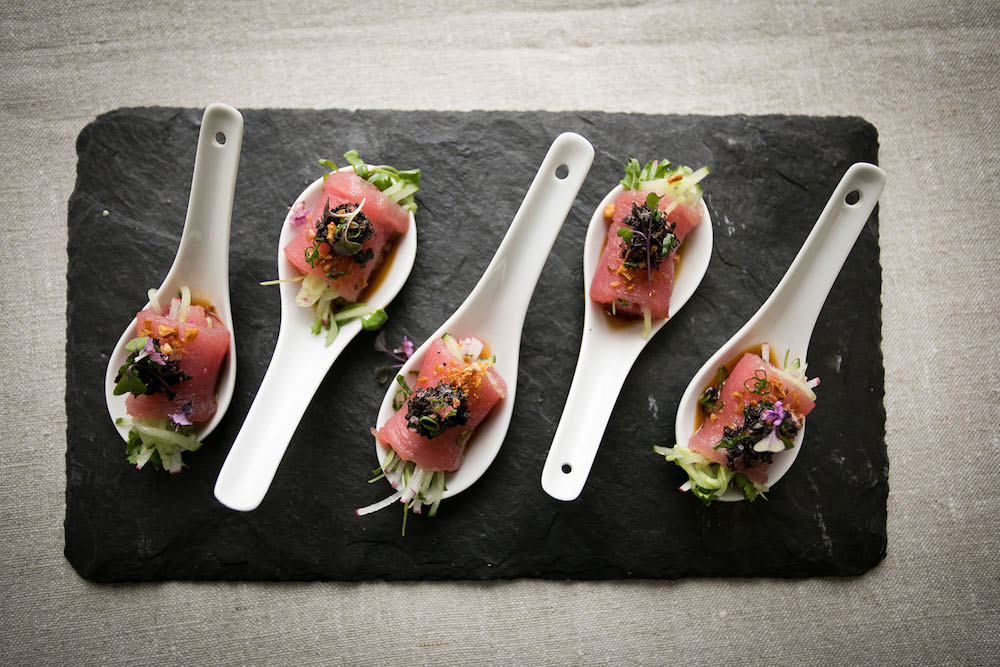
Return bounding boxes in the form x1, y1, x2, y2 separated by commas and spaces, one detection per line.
1, 1, 998, 664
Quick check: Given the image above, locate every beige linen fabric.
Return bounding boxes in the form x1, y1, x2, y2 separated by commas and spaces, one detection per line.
2, 1, 998, 664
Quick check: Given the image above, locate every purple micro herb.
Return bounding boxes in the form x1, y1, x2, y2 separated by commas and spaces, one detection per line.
374, 332, 415, 383
399, 335, 414, 359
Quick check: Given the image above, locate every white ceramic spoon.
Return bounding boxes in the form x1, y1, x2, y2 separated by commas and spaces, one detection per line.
371, 132, 595, 500
541, 182, 714, 501
105, 103, 243, 442
214, 169, 418, 512
675, 162, 886, 501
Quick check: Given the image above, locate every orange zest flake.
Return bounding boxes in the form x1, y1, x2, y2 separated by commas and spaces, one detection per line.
614, 264, 636, 288
603, 204, 616, 218
710, 413, 718, 422
183, 327, 199, 342
418, 375, 429, 383
667, 173, 684, 184
609, 281, 621, 288
772, 378, 788, 400
159, 341, 174, 356
157, 324, 178, 338
445, 363, 485, 397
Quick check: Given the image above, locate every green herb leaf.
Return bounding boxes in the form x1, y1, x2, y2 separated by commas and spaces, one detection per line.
318, 158, 338, 171
619, 158, 642, 189
124, 337, 148, 353
361, 309, 388, 331
645, 192, 664, 209
395, 168, 420, 186
332, 238, 363, 256
343, 150, 368, 178
113, 367, 147, 396
617, 228, 633, 242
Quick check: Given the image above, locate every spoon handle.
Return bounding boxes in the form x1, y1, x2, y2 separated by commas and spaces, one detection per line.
471, 132, 596, 330
214, 320, 363, 511
752, 162, 886, 354
541, 327, 644, 501
160, 104, 244, 316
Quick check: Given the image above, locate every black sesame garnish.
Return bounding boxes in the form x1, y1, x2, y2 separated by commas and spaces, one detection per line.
618, 202, 678, 271
405, 382, 471, 439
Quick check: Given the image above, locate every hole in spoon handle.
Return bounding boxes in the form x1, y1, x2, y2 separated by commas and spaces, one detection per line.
758, 163, 886, 346
167, 105, 244, 290
541, 342, 635, 502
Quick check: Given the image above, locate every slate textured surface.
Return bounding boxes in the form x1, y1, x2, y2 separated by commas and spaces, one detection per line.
65, 109, 885, 581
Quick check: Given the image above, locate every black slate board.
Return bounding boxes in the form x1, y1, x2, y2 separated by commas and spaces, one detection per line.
65, 109, 887, 581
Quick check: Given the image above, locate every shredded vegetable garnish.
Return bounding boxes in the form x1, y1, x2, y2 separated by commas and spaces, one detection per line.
355, 448, 447, 535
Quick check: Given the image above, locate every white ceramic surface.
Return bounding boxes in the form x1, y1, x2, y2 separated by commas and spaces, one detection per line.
105, 103, 243, 442
213, 170, 418, 512
540, 183, 714, 501
371, 132, 595, 500
675, 162, 886, 501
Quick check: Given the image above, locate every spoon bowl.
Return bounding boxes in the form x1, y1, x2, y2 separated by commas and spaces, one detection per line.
540, 183, 713, 501
371, 132, 595, 500
675, 162, 886, 500
105, 104, 243, 442
213, 169, 417, 511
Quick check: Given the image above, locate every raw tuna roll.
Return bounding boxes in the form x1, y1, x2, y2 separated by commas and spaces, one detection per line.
654, 344, 819, 503
125, 303, 231, 423
377, 334, 506, 472
589, 159, 708, 330
277, 151, 420, 345
283, 170, 410, 302
358, 334, 507, 524
113, 287, 231, 473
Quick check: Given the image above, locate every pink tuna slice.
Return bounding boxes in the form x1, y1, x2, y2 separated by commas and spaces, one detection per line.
589, 190, 702, 319
125, 305, 231, 423
284, 171, 409, 302
687, 352, 816, 485
376, 337, 507, 472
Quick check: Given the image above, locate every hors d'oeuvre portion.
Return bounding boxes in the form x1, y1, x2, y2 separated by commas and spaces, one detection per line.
589, 159, 709, 336
655, 344, 819, 504
277, 151, 419, 344
113, 287, 230, 472
358, 334, 507, 527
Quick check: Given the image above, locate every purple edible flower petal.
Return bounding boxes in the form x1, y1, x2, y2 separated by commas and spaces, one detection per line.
289, 200, 309, 227
137, 338, 167, 365
168, 410, 193, 426
762, 400, 786, 426
753, 427, 784, 453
